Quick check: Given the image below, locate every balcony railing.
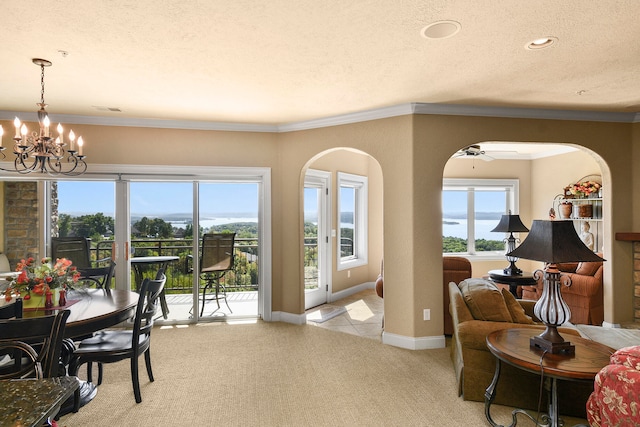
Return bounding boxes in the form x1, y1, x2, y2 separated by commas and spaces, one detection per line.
92, 236, 322, 293
94, 238, 258, 293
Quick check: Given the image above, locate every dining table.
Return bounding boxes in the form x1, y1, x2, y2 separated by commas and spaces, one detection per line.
22, 288, 139, 339
21, 288, 139, 416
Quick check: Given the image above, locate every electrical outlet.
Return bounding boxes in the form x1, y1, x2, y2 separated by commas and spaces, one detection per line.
347, 270, 351, 278
423, 309, 431, 321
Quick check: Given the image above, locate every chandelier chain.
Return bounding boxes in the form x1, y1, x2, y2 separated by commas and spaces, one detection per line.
40, 63, 46, 105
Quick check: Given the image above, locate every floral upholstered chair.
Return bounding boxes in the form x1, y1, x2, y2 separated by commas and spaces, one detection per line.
586, 346, 640, 426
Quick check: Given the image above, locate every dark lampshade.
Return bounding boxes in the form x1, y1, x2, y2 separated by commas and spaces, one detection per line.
507, 219, 605, 354
507, 220, 603, 263
491, 214, 529, 233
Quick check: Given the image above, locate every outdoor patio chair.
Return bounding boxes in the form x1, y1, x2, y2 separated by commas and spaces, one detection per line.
199, 233, 236, 316
52, 237, 116, 290
69, 273, 166, 405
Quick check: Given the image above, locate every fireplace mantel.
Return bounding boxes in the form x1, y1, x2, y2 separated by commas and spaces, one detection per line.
615, 233, 640, 241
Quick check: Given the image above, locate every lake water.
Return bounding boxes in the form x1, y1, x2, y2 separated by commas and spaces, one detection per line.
170, 218, 257, 229
443, 218, 504, 241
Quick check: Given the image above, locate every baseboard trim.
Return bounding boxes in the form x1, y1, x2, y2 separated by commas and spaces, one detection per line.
270, 311, 307, 325
602, 321, 622, 328
382, 331, 446, 350
329, 282, 375, 302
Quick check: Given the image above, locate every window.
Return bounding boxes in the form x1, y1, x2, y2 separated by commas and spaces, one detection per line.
442, 179, 519, 256
337, 172, 368, 269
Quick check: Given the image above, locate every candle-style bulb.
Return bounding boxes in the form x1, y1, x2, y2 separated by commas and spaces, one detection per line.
0, 124, 3, 148
77, 137, 84, 156
57, 123, 64, 144
43, 116, 50, 137
69, 129, 75, 151
14, 117, 21, 138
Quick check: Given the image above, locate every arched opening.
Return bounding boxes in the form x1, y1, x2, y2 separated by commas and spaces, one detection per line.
299, 147, 384, 337
443, 141, 612, 327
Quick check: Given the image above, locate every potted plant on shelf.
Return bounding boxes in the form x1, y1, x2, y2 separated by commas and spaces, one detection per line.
565, 180, 601, 199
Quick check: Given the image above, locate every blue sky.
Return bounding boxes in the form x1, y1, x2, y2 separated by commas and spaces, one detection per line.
58, 181, 258, 216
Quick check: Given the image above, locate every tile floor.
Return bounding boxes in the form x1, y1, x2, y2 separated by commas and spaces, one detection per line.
305, 289, 384, 341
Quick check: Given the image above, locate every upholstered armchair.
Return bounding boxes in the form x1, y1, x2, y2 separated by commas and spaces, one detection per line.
587, 346, 640, 426
443, 256, 472, 336
520, 256, 604, 325
448, 279, 592, 417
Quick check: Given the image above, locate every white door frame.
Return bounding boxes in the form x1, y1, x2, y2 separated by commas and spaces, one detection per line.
304, 169, 331, 309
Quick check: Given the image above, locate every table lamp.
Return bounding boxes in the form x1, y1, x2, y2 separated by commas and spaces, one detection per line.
507, 220, 604, 354
491, 212, 529, 275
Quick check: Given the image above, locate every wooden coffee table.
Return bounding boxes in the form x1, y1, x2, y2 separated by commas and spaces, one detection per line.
485, 328, 614, 427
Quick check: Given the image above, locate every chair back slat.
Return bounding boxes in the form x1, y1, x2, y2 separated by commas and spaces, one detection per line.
132, 275, 166, 348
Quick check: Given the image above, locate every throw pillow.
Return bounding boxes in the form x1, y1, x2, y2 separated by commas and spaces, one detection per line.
458, 278, 512, 322
501, 288, 535, 324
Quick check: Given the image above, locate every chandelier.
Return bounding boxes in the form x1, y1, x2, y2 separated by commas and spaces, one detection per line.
0, 58, 87, 176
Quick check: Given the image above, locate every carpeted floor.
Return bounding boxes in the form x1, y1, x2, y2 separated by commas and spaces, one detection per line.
59, 321, 587, 426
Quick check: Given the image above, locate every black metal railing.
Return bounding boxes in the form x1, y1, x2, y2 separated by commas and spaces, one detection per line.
94, 238, 259, 293
92, 236, 321, 293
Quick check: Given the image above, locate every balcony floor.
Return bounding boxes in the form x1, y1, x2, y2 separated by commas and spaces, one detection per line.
161, 291, 259, 322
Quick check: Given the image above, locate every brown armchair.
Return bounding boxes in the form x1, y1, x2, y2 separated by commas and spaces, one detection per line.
520, 256, 604, 325
443, 256, 472, 335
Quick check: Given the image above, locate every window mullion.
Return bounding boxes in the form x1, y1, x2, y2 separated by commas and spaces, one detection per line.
467, 189, 476, 254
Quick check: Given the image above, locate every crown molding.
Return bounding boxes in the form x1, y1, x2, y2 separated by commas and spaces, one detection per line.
1, 103, 637, 133
0, 111, 279, 133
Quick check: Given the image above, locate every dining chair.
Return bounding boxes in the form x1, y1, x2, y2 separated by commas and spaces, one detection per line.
51, 236, 116, 290
69, 273, 166, 404
0, 298, 23, 319
0, 309, 70, 379
199, 233, 236, 316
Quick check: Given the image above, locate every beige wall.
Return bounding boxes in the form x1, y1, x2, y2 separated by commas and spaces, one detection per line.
412, 115, 633, 337
0, 113, 636, 341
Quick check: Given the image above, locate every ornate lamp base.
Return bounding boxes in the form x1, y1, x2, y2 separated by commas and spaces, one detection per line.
530, 335, 575, 354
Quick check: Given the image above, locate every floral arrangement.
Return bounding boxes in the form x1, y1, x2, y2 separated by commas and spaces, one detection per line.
566, 180, 601, 198
4, 257, 80, 301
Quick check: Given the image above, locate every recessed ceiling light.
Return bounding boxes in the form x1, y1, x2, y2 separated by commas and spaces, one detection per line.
525, 37, 558, 50
421, 20, 461, 39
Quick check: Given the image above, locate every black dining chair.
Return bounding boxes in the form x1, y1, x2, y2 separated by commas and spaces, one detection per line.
199, 233, 236, 316
51, 236, 116, 290
0, 309, 70, 379
0, 298, 23, 319
69, 273, 166, 404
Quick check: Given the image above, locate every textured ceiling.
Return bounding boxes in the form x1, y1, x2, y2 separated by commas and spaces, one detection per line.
1, 0, 639, 125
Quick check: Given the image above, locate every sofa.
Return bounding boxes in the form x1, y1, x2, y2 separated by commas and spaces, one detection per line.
520, 256, 604, 325
587, 346, 640, 426
449, 278, 592, 417
442, 256, 472, 336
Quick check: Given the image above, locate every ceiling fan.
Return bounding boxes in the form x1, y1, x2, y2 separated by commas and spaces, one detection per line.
453, 144, 518, 162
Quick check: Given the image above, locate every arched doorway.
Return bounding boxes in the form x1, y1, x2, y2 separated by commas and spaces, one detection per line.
443, 142, 610, 325
300, 148, 384, 320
